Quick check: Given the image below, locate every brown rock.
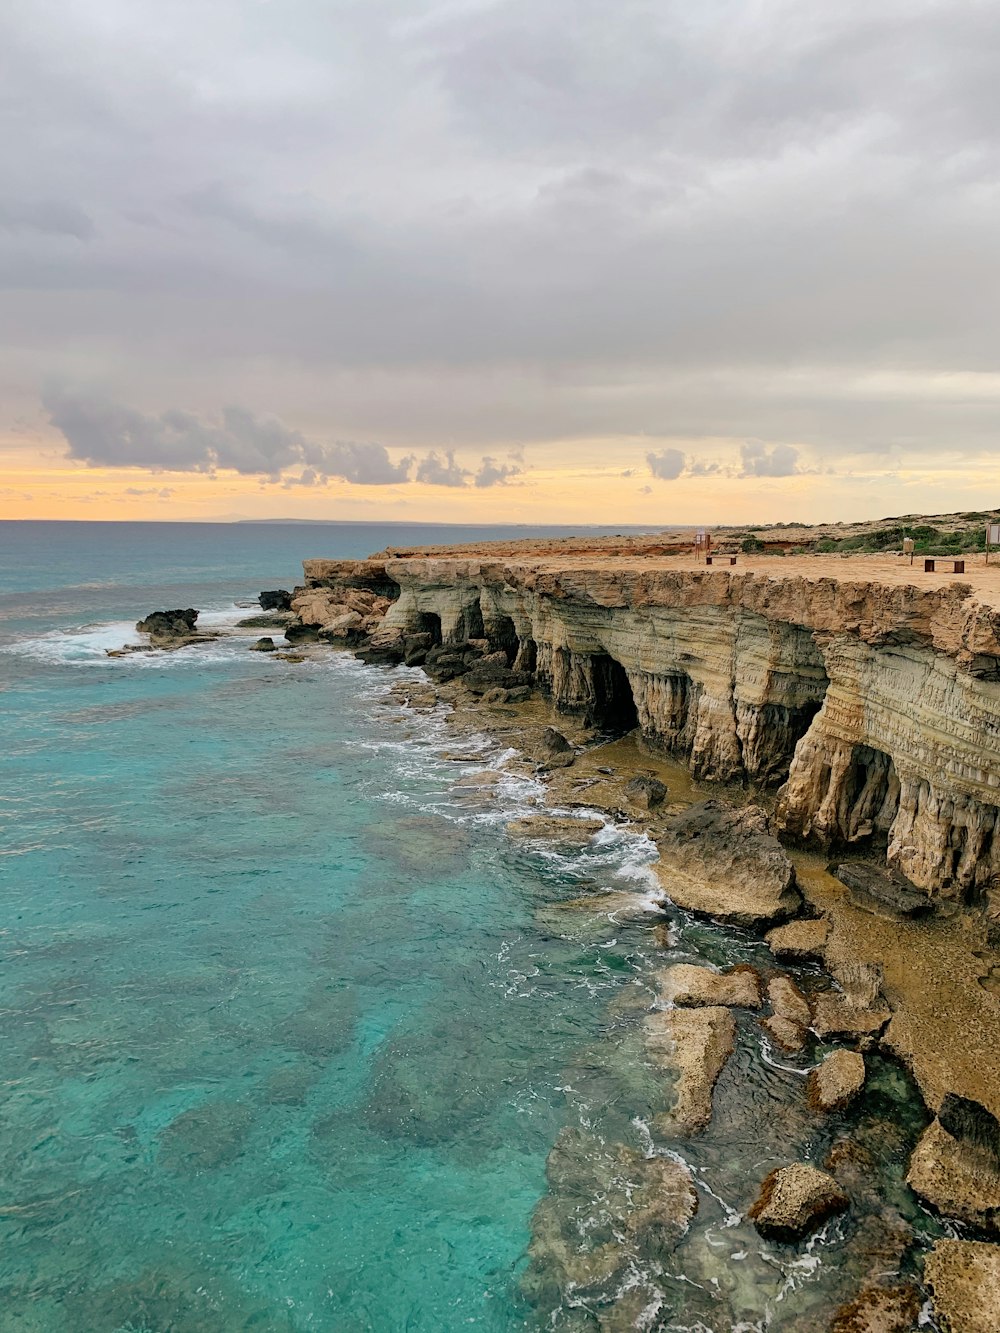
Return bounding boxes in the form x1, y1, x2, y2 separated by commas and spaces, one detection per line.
645, 1005, 735, 1137
907, 1117, 1000, 1232
506, 815, 605, 845
655, 800, 802, 928
768, 975, 811, 1027
925, 1239, 1000, 1333
830, 1282, 923, 1333
749, 1162, 849, 1241
762, 1014, 808, 1053
659, 962, 762, 1009
808, 1049, 866, 1112
766, 916, 831, 962
812, 989, 891, 1040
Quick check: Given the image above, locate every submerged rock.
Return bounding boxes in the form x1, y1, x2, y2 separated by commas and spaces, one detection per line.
808, 1050, 866, 1113
522, 1128, 696, 1321
645, 1004, 735, 1136
925, 1239, 1000, 1333
249, 636, 276, 652
829, 1281, 923, 1333
766, 916, 831, 962
749, 1162, 849, 1241
660, 962, 762, 1009
506, 815, 605, 845
655, 800, 802, 928
158, 1099, 253, 1174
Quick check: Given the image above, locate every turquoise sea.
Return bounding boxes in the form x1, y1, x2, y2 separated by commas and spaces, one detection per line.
0, 523, 939, 1332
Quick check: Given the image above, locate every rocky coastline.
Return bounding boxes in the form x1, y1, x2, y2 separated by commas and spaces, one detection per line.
129, 542, 1000, 1328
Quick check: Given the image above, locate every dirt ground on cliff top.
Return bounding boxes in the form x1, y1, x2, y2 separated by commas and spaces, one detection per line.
370, 543, 1000, 609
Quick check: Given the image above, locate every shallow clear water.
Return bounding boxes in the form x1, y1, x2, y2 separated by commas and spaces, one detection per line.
0, 522, 939, 1331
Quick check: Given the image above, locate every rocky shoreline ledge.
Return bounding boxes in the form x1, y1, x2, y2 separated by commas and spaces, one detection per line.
123, 546, 1000, 1329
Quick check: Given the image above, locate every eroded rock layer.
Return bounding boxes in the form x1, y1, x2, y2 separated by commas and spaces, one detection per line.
296, 558, 1000, 902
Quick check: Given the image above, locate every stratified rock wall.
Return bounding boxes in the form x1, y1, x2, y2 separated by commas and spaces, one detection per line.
299, 558, 1000, 901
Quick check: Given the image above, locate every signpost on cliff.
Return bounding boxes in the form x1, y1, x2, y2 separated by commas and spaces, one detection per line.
903, 537, 914, 565
988, 524, 1000, 565
694, 528, 711, 562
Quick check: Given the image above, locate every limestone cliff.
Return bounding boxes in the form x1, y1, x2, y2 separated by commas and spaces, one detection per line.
295, 556, 1000, 903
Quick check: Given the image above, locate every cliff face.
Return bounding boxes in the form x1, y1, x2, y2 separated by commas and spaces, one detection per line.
298, 557, 1000, 903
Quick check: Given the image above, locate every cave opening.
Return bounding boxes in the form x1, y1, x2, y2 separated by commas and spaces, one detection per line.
414, 611, 442, 646
841, 743, 900, 846
590, 655, 639, 734
514, 637, 537, 674
463, 598, 485, 641
488, 614, 519, 664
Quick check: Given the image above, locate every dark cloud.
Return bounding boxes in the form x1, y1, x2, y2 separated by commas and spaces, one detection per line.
740, 441, 800, 477
414, 451, 470, 488
647, 448, 686, 481
474, 456, 521, 487
44, 386, 412, 485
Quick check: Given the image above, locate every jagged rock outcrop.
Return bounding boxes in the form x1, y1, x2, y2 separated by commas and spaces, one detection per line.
645, 1004, 735, 1136
749, 1163, 849, 1241
654, 800, 802, 927
296, 555, 1000, 901
907, 1094, 1000, 1231
135, 608, 202, 647
925, 1239, 1000, 1333
659, 962, 762, 1009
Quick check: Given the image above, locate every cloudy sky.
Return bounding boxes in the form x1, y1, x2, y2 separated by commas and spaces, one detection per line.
2, 0, 999, 522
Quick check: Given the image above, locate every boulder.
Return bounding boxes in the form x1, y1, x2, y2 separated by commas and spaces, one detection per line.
249, 637, 276, 653
135, 608, 201, 646
925, 1239, 1000, 1333
829, 1282, 923, 1333
762, 1015, 809, 1053
402, 632, 434, 666
834, 861, 933, 919
655, 800, 802, 928
765, 916, 831, 962
768, 976, 811, 1028
258, 589, 292, 611
907, 1097, 1000, 1231
748, 1163, 849, 1241
624, 775, 668, 808
659, 963, 762, 1009
283, 622, 321, 644
320, 610, 365, 640
645, 1005, 735, 1137
808, 1050, 866, 1113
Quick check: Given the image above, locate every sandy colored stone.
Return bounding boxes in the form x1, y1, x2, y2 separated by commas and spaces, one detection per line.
766, 916, 831, 961
925, 1239, 1000, 1333
659, 962, 762, 1009
808, 1049, 866, 1112
645, 1004, 735, 1137
829, 1282, 923, 1333
768, 975, 811, 1027
749, 1162, 849, 1241
655, 800, 802, 928
811, 989, 891, 1040
761, 1014, 808, 1053
505, 815, 605, 845
907, 1119, 1000, 1232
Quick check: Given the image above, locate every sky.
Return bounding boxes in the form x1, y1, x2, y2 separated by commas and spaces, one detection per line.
2, 0, 999, 523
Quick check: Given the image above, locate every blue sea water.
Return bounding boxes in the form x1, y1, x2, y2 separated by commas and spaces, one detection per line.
0, 522, 672, 1331
0, 522, 939, 1332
